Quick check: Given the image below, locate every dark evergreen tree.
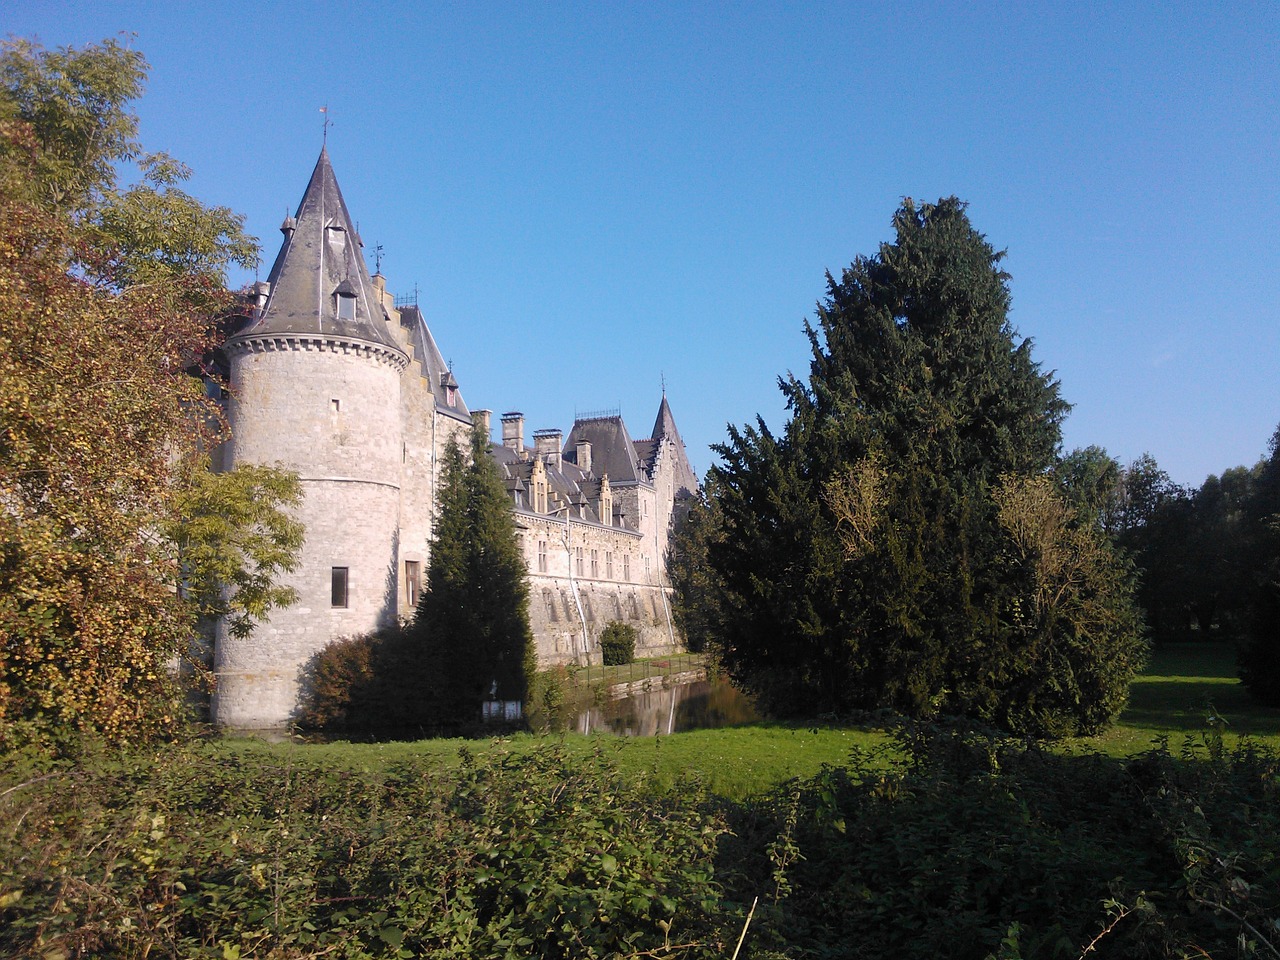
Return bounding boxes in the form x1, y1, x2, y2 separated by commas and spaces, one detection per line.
700, 197, 1145, 736
667, 479, 728, 654
408, 424, 536, 731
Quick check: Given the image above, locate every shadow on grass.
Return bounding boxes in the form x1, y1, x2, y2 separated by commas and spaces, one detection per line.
1122, 643, 1280, 738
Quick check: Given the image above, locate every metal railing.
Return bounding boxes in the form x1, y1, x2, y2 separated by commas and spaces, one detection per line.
574, 653, 704, 690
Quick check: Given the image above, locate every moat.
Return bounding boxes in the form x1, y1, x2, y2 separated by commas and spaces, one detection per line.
567, 676, 759, 736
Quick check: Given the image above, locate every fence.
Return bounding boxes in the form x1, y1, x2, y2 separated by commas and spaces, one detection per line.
574, 653, 705, 690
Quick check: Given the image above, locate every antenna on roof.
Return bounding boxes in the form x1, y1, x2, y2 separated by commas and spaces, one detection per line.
320, 104, 332, 143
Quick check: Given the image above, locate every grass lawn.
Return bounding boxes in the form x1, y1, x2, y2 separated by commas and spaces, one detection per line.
1077, 641, 1280, 757
223, 643, 1280, 799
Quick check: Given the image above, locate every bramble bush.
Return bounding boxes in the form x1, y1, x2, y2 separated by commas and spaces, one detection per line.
723, 721, 1280, 959
5, 726, 1280, 959
0, 741, 734, 959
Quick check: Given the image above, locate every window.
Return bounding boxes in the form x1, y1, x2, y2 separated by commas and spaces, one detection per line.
544, 588, 559, 622
606, 551, 613, 579
330, 397, 341, 413
331, 567, 349, 608
537, 540, 548, 573
336, 292, 356, 320
590, 549, 599, 578
575, 546, 584, 577
623, 554, 630, 582
405, 561, 421, 608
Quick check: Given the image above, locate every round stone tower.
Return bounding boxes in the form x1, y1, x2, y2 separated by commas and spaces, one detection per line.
212, 148, 409, 728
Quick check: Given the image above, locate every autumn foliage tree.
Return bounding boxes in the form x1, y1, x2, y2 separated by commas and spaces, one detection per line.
0, 39, 298, 747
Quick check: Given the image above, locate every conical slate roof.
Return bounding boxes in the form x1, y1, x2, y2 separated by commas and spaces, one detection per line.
231, 148, 406, 356
651, 394, 699, 498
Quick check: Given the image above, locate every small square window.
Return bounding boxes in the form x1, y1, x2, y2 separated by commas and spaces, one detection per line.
331, 567, 349, 608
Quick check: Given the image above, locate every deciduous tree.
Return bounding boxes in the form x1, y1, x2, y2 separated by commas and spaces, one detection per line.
0, 39, 292, 747
1239, 425, 1280, 703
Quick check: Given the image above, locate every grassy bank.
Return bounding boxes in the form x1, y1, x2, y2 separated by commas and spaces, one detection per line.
226, 642, 1280, 800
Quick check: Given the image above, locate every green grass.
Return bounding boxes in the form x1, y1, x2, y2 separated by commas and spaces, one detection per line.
222, 722, 889, 799
221, 643, 1280, 799
1076, 641, 1280, 756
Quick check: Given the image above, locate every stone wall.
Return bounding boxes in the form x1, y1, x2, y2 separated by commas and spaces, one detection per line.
213, 338, 405, 728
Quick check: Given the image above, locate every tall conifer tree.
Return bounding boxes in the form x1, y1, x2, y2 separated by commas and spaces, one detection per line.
411, 424, 535, 730
701, 197, 1144, 736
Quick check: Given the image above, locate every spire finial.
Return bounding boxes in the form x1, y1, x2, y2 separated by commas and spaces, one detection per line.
661, 371, 667, 397
320, 105, 332, 143
373, 243, 384, 275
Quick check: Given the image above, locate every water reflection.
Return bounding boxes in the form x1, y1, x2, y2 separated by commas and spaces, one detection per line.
571, 678, 758, 736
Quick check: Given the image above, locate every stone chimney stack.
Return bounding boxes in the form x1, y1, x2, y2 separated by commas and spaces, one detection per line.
474, 409, 492, 439
501, 412, 525, 455
534, 429, 563, 470
576, 438, 593, 474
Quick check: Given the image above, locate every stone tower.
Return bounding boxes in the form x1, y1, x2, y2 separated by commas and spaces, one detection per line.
212, 148, 409, 728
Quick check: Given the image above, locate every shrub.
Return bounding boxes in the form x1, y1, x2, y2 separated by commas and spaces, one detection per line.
298, 631, 394, 731
600, 621, 637, 666
0, 741, 735, 959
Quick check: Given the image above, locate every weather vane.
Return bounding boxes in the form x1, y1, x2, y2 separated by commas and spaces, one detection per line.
373, 243, 385, 274
320, 105, 332, 143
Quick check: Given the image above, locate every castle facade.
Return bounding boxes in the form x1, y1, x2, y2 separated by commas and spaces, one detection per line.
211, 150, 696, 728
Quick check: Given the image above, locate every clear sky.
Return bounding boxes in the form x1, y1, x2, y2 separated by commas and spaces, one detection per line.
8, 2, 1278, 488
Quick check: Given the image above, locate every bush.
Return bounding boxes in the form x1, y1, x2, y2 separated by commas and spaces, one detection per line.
600, 621, 637, 666
0, 741, 735, 959
297, 633, 381, 731
725, 722, 1280, 960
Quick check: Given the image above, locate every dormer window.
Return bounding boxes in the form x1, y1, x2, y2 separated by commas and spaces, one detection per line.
440, 369, 459, 409
334, 279, 357, 321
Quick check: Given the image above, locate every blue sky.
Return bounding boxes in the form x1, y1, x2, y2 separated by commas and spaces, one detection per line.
9, 2, 1278, 487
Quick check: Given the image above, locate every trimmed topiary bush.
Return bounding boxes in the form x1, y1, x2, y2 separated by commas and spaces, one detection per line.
600, 621, 637, 666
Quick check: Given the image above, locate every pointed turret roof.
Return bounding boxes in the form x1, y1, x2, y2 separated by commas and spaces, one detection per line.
230, 149, 406, 357
650, 394, 699, 498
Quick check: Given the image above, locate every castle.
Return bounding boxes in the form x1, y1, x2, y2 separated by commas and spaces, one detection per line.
210, 149, 698, 728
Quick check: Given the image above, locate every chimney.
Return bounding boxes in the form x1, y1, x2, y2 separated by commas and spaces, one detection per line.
473, 409, 492, 440
576, 438, 592, 474
501, 411, 525, 455
534, 429, 563, 470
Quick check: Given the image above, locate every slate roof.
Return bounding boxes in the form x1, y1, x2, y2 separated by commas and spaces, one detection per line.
563, 416, 642, 484
489, 443, 635, 530
400, 304, 470, 420
230, 148, 406, 357
650, 395, 700, 499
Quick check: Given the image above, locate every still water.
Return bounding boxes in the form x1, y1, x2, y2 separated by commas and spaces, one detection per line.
568, 677, 758, 736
